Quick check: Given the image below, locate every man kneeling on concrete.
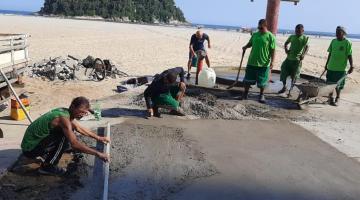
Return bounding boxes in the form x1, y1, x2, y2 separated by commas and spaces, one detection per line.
144, 67, 186, 118
21, 97, 110, 176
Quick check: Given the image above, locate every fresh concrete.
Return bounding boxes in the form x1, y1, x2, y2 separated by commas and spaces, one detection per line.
124, 118, 360, 200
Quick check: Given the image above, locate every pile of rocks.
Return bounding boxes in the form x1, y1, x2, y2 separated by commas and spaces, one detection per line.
29, 55, 127, 81
29, 56, 80, 81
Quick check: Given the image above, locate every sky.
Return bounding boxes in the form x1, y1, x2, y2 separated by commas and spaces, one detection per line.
0, 0, 359, 33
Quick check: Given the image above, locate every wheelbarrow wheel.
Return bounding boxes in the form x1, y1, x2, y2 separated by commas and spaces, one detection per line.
94, 58, 106, 81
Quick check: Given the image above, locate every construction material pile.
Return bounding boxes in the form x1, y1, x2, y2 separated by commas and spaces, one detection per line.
28, 55, 128, 81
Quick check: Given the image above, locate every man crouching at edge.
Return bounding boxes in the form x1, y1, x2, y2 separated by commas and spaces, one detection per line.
21, 96, 110, 176
144, 67, 187, 118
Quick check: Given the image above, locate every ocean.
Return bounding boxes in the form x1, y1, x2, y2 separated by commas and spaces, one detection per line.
192, 23, 360, 40
0, 9, 34, 16
0, 10, 359, 40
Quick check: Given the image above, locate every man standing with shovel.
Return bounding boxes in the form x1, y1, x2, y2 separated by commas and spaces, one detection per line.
278, 24, 309, 94
242, 19, 276, 103
325, 26, 354, 106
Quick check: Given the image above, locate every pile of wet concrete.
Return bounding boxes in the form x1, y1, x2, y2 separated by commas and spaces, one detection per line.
129, 87, 300, 120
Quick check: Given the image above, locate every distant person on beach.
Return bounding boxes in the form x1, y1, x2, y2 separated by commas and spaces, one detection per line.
187, 28, 211, 79
21, 97, 110, 176
278, 24, 309, 94
144, 67, 186, 118
242, 19, 276, 103
325, 26, 354, 106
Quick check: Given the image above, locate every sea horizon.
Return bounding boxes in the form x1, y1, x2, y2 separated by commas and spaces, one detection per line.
1, 9, 359, 39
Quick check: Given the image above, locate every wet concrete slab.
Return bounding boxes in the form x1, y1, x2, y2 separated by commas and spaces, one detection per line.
119, 118, 360, 200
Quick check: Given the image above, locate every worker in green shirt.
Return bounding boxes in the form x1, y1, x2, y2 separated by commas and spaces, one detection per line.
325, 26, 354, 106
278, 24, 309, 94
242, 19, 276, 103
21, 97, 110, 176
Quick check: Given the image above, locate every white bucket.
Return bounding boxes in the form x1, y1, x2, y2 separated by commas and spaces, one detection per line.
198, 67, 216, 88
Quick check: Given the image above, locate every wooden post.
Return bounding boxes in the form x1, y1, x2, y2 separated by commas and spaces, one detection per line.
266, 0, 281, 35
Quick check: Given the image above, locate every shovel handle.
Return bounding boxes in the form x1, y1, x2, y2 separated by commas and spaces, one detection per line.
319, 69, 327, 80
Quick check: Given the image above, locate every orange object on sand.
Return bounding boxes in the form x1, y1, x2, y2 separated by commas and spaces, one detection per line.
10, 98, 30, 121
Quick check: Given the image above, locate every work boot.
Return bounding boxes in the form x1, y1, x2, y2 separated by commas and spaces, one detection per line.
145, 110, 153, 119
331, 97, 340, 106
278, 87, 287, 94
170, 108, 186, 116
329, 97, 337, 106
259, 95, 266, 104
241, 91, 249, 100
38, 165, 66, 176
153, 107, 162, 118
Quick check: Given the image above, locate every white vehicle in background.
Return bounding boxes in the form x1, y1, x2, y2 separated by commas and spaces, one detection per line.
0, 34, 30, 112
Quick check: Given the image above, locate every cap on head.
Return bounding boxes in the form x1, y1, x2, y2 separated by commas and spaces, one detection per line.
336, 26, 347, 34
69, 96, 90, 110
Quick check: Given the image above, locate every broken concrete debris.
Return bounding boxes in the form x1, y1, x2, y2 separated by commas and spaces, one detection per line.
28, 55, 127, 81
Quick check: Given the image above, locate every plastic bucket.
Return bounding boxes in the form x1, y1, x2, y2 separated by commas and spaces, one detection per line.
191, 56, 198, 68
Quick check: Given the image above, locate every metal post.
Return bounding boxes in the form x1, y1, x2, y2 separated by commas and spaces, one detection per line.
266, 0, 281, 35
103, 123, 111, 200
0, 69, 33, 123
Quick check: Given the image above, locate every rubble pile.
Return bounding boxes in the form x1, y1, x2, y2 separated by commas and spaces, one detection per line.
29, 55, 127, 81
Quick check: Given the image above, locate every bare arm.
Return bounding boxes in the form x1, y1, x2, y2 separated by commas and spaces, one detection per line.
207, 37, 211, 49
72, 120, 109, 144
348, 55, 354, 74
242, 41, 252, 51
57, 117, 109, 162
284, 41, 290, 54
300, 45, 309, 60
325, 52, 331, 70
270, 48, 275, 69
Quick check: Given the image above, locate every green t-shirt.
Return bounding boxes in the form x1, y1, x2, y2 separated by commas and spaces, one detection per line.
247, 31, 276, 67
327, 38, 352, 71
21, 108, 70, 152
286, 35, 309, 61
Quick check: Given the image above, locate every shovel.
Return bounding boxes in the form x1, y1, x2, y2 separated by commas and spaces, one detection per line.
227, 50, 246, 89
319, 69, 327, 80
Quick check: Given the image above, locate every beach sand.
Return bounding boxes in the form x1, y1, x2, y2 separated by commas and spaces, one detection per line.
1, 15, 360, 162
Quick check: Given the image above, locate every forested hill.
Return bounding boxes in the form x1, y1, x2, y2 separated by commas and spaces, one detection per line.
40, 0, 186, 23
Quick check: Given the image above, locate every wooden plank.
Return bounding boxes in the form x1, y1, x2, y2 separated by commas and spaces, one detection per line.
0, 44, 29, 54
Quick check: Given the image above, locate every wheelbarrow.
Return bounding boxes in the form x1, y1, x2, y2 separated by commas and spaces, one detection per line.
295, 73, 347, 109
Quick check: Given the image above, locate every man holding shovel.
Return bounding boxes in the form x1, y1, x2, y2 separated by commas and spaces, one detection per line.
325, 26, 354, 106
242, 19, 276, 103
278, 24, 309, 94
